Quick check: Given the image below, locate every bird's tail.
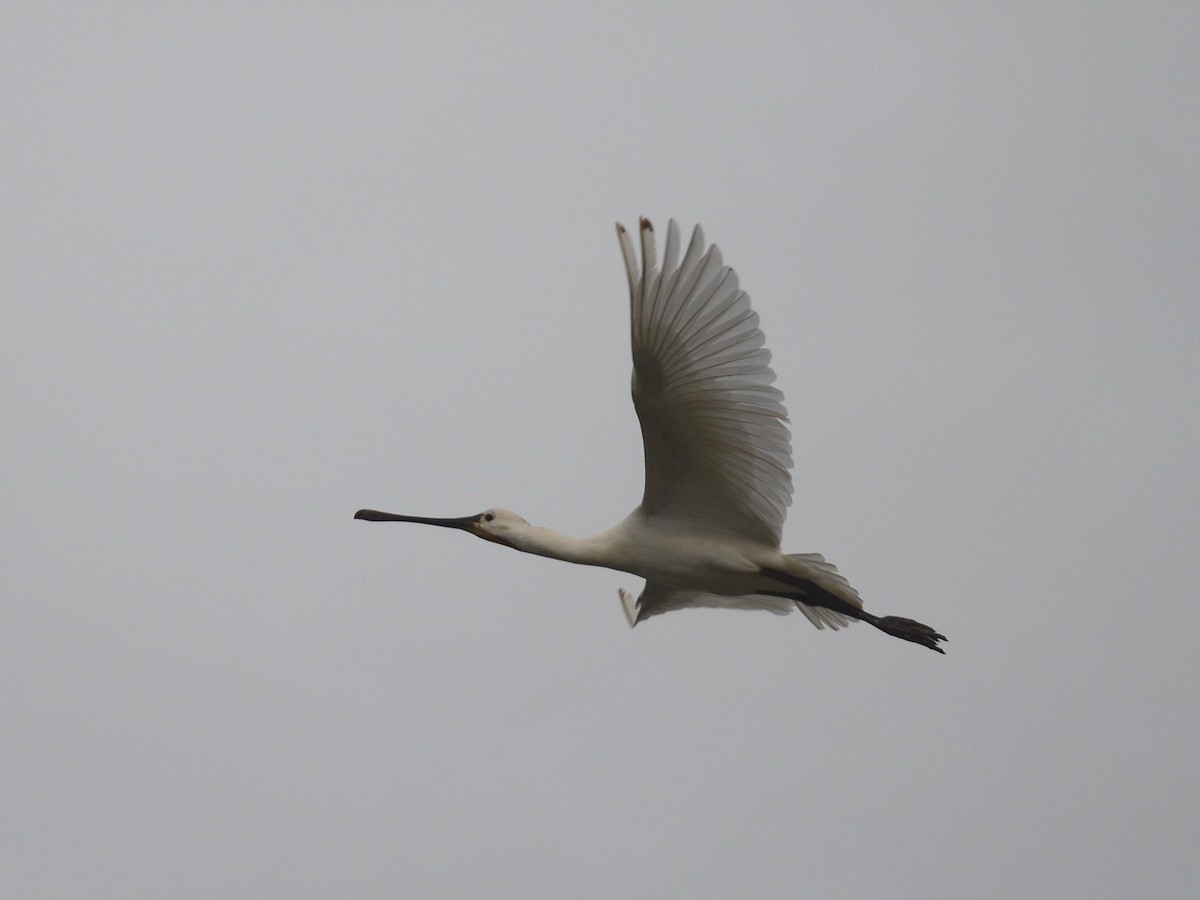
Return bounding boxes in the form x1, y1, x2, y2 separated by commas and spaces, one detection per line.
782, 553, 862, 630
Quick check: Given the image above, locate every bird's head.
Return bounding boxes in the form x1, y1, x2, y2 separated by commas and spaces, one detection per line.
353, 506, 528, 549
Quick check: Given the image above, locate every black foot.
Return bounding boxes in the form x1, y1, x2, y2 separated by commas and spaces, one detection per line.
875, 616, 947, 654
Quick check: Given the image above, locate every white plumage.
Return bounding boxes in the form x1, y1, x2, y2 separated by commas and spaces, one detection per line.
357, 219, 946, 653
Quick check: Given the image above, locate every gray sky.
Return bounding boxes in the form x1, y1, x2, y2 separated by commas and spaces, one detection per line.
5, 3, 1199, 897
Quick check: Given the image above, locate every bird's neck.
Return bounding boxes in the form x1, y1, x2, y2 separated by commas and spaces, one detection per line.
509, 526, 612, 569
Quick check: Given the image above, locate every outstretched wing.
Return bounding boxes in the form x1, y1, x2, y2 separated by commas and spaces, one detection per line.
620, 584, 796, 627
616, 218, 792, 545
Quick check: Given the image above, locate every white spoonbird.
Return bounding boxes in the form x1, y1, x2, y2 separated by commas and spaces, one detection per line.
357, 219, 946, 653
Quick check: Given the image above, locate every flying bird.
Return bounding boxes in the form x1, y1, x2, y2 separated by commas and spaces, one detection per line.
356, 219, 946, 653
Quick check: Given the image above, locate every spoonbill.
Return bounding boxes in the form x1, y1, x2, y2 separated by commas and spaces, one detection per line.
356, 219, 946, 653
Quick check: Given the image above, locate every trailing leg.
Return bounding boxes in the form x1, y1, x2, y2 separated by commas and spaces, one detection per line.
760, 567, 947, 654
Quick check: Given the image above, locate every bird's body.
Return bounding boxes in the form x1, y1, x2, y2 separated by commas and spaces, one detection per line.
356, 219, 946, 653
487, 510, 777, 593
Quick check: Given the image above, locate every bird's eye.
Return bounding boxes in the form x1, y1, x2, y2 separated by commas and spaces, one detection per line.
484, 512, 495, 522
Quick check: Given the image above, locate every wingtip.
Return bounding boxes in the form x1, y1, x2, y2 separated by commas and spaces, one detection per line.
640, 216, 653, 234
619, 588, 639, 628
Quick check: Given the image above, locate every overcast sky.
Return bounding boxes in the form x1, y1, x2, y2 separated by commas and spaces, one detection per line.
4, 3, 1199, 897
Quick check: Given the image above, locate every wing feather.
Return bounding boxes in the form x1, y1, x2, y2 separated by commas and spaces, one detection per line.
617, 218, 793, 543
621, 580, 854, 629
624, 582, 796, 625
